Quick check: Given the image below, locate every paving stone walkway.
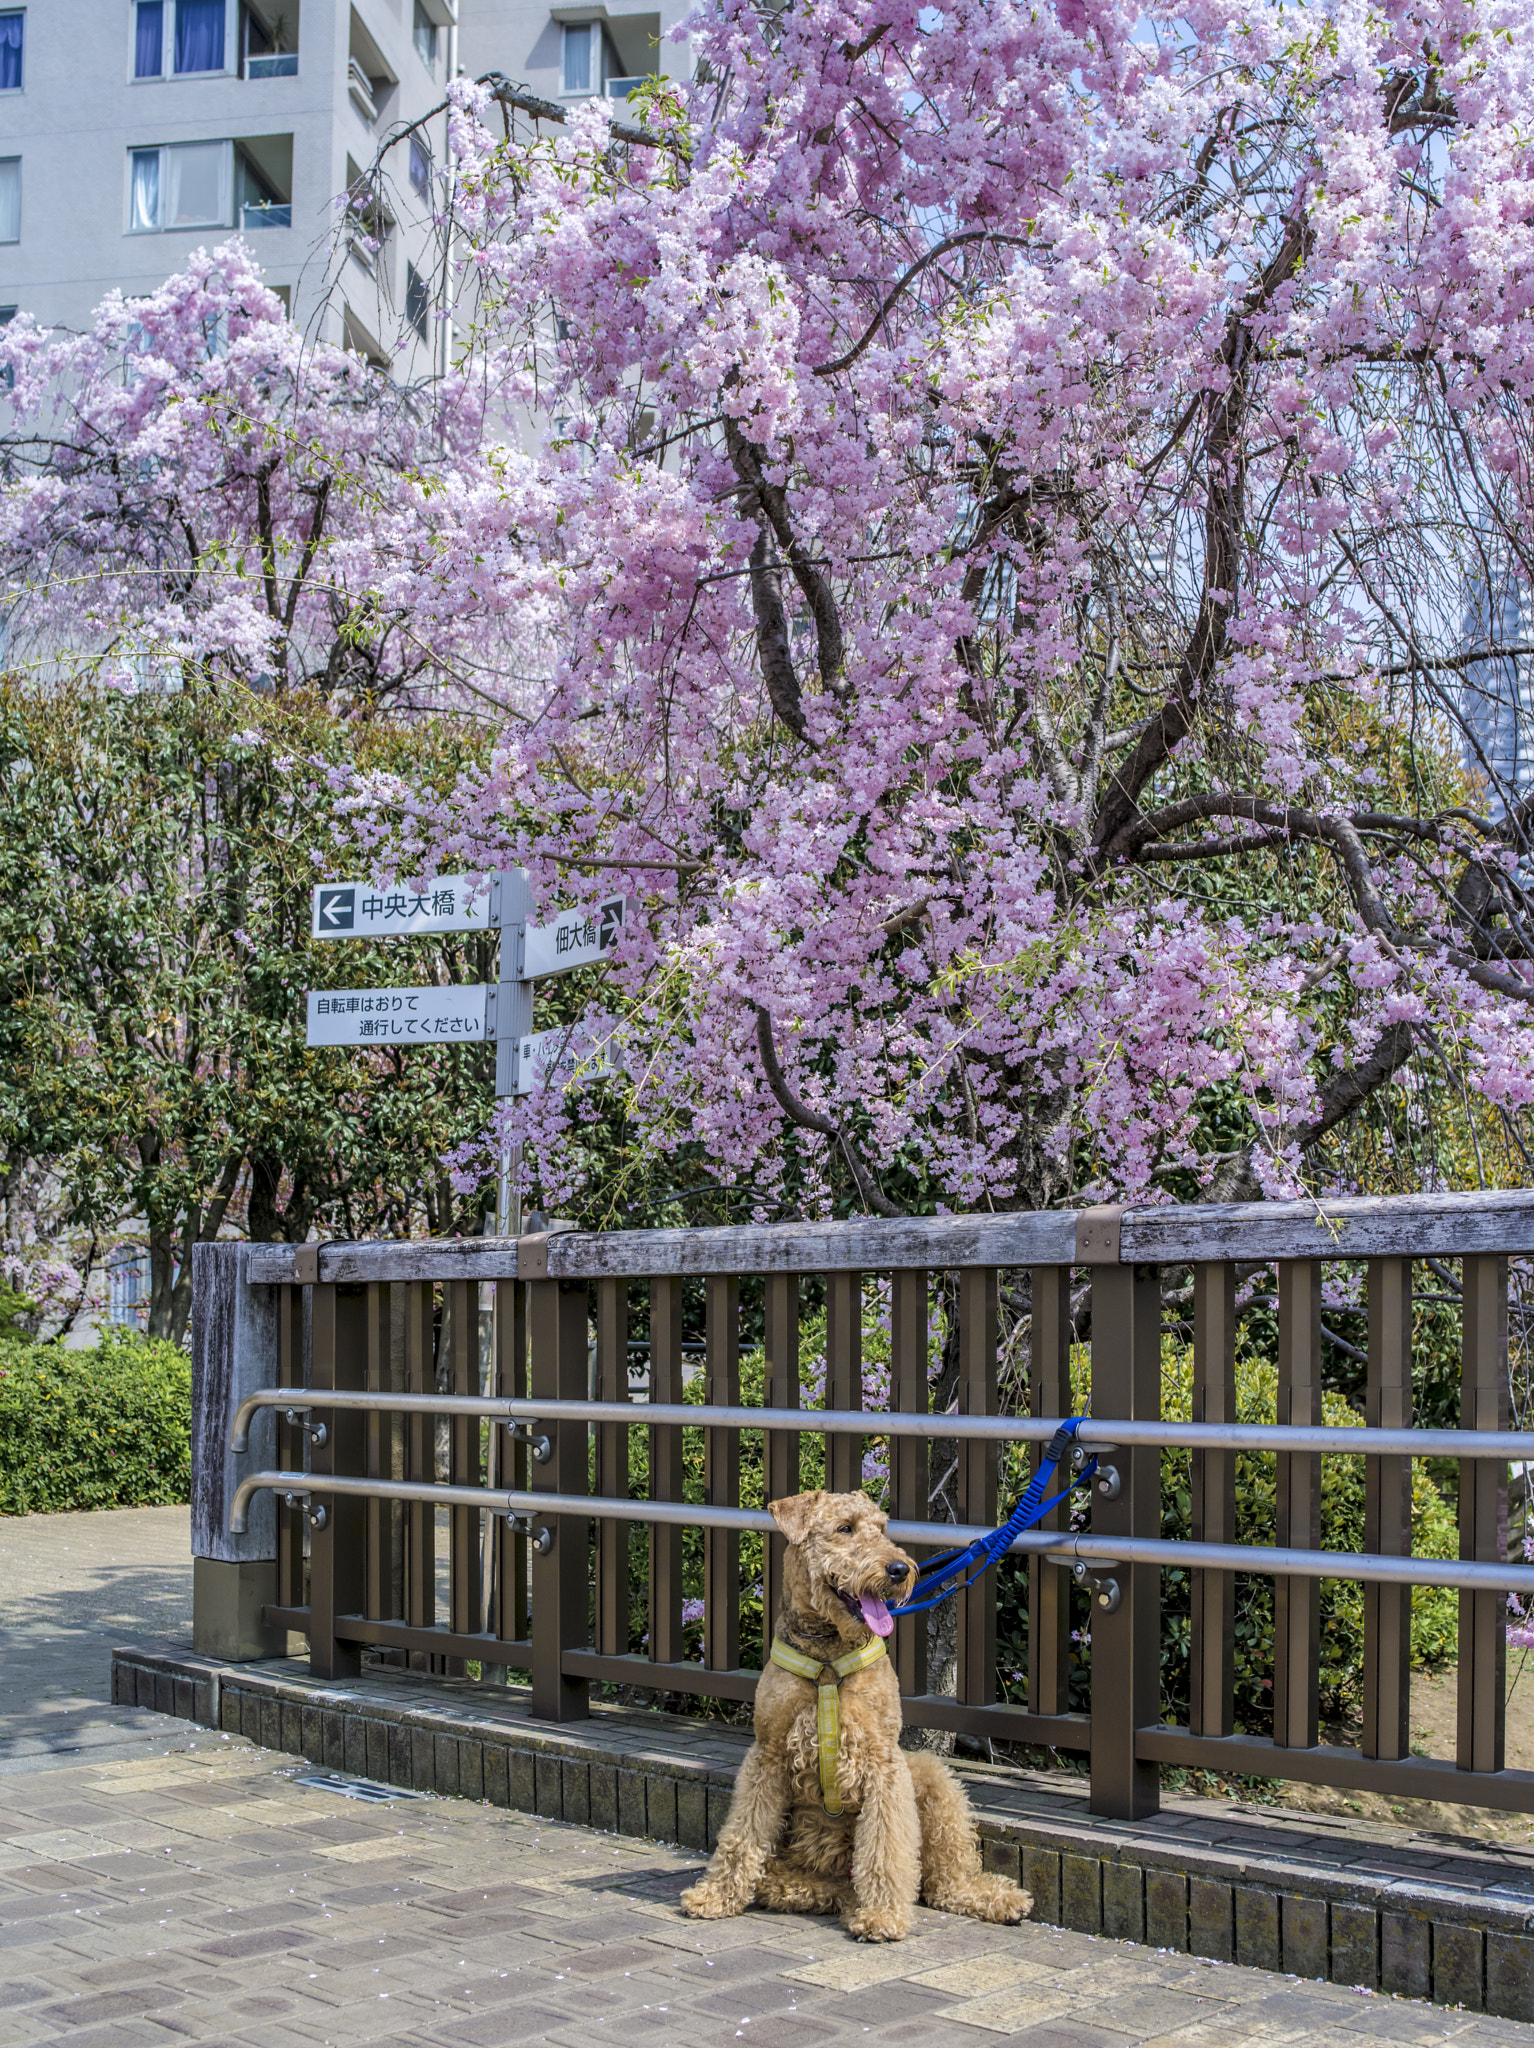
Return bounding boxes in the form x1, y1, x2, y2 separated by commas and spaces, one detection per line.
0, 1737, 1531, 2048
3, 1508, 1534, 2045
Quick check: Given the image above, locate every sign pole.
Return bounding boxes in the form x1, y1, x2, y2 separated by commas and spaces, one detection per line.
492, 868, 533, 1240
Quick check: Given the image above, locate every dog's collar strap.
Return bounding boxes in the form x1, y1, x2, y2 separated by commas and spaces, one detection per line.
769, 1635, 886, 1815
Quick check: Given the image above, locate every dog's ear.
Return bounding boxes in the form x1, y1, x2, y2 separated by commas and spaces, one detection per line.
768, 1491, 827, 1544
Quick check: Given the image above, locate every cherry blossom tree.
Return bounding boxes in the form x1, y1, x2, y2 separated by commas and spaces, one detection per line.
0, 240, 506, 711
397, 0, 1534, 1220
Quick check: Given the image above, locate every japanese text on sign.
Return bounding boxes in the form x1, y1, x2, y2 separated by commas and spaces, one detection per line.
311, 874, 492, 940
522, 895, 629, 980
306, 985, 488, 1047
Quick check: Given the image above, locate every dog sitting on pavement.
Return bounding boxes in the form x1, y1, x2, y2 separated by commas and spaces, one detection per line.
680, 1487, 1033, 1943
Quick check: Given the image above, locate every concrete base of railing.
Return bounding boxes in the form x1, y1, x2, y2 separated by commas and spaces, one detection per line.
113, 1643, 1534, 2021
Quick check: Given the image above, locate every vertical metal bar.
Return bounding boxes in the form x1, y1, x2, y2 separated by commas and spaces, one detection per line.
763, 1274, 800, 1655
1459, 1254, 1508, 1775
277, 1283, 303, 1612
1365, 1258, 1413, 1761
957, 1267, 998, 1708
825, 1272, 863, 1495
594, 1278, 628, 1658
890, 1269, 928, 1698
404, 1282, 435, 1652
365, 1282, 388, 1623
495, 1279, 529, 1649
1028, 1265, 1072, 1717
1274, 1261, 1321, 1749
447, 1279, 479, 1651
308, 1283, 364, 1680
649, 1276, 685, 1667
528, 1276, 590, 1721
1190, 1262, 1236, 1737
1088, 1262, 1160, 1821
705, 1274, 741, 1674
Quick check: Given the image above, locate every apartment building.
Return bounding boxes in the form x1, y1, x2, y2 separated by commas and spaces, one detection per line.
0, 0, 690, 363
0, 0, 435, 364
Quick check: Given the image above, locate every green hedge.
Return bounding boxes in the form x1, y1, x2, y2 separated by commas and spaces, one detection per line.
0, 1326, 192, 1513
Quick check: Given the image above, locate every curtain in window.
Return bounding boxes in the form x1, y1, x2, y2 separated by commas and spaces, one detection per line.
129, 149, 160, 232
174, 0, 224, 73
562, 22, 590, 92
408, 135, 430, 197
133, 0, 162, 75
0, 14, 22, 91
166, 139, 230, 226
0, 159, 18, 243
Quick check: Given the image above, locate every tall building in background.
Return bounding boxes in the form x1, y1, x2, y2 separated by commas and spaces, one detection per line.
1461, 570, 1534, 818
0, 0, 690, 361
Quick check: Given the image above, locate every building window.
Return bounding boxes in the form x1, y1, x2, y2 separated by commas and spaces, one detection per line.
406, 262, 429, 341
408, 133, 430, 198
134, 0, 162, 73
128, 140, 232, 231
133, 0, 227, 77
0, 157, 18, 243
175, 0, 224, 69
0, 12, 22, 90
411, 0, 434, 70
235, 137, 291, 227
242, 0, 295, 77
561, 21, 592, 92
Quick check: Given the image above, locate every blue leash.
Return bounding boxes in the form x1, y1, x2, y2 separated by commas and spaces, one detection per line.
898, 1417, 1097, 1615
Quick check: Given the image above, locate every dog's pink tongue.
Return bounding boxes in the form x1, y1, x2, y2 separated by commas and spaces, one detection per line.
860, 1595, 894, 1637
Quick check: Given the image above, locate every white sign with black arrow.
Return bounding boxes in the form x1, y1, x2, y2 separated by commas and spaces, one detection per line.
312, 874, 493, 940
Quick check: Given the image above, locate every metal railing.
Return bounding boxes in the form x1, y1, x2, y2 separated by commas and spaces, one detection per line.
204, 1189, 1534, 1821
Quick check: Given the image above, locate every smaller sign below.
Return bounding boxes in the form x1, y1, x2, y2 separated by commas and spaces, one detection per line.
312, 874, 493, 940
513, 1022, 624, 1096
522, 895, 630, 981
306, 985, 488, 1047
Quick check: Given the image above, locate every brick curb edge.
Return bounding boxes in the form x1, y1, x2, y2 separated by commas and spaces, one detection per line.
112, 1645, 1534, 2021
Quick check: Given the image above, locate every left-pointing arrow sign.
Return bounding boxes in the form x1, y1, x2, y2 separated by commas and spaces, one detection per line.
310, 874, 494, 940
317, 887, 355, 931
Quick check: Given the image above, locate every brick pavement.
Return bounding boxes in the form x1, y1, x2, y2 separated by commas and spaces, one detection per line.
0, 1735, 1531, 2048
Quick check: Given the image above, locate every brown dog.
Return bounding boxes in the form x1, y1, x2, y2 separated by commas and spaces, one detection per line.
680, 1488, 1032, 1942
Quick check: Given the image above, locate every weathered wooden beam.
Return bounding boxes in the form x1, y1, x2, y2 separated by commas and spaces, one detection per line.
1118, 1189, 1534, 1264
243, 1187, 1534, 1286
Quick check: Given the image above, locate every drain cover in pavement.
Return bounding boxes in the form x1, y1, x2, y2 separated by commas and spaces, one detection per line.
289, 1770, 423, 1803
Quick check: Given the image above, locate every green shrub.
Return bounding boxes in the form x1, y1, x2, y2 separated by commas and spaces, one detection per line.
0, 1327, 192, 1514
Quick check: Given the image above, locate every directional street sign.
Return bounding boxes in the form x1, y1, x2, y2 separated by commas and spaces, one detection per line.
311, 875, 493, 940
521, 895, 631, 980
306, 985, 488, 1047
511, 1023, 623, 1096
303, 871, 639, 1231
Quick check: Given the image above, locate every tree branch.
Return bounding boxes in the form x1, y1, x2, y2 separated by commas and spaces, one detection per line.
754, 1005, 904, 1216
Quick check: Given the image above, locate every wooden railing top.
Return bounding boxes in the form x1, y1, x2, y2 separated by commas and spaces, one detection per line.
239, 1186, 1534, 1285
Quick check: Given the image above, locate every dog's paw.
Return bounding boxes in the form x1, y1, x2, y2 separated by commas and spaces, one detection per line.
983, 1885, 1033, 1925
844, 1906, 910, 1943
680, 1881, 742, 1921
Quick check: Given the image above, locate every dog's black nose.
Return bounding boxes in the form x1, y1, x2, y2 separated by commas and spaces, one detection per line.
886, 1561, 909, 1581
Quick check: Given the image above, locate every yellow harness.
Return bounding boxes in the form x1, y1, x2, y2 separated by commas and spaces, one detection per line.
769, 1633, 888, 1816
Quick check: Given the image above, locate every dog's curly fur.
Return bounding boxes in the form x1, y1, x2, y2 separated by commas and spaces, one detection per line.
680, 1488, 1033, 1943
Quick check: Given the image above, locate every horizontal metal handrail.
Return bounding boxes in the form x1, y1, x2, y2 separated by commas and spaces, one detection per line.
228, 1386, 1534, 1461
227, 1470, 1534, 1594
